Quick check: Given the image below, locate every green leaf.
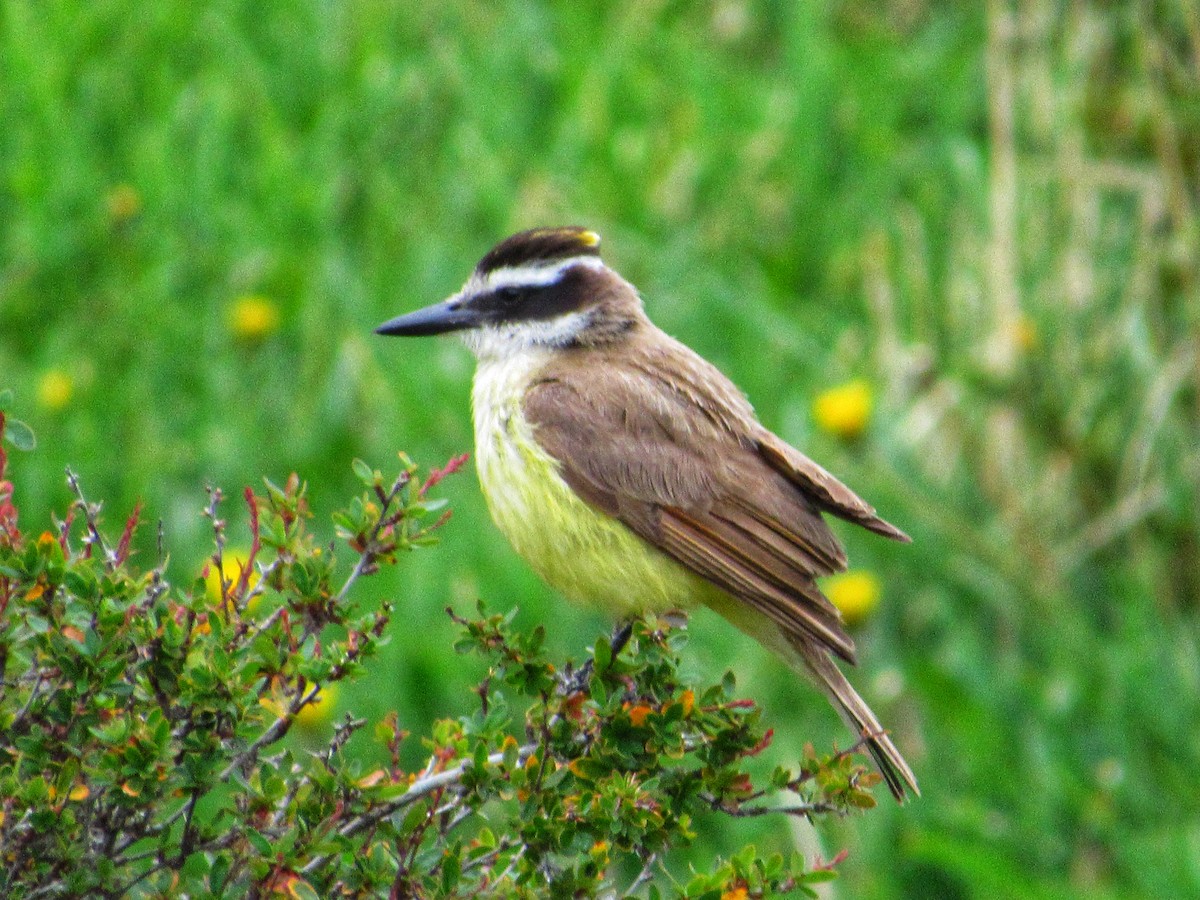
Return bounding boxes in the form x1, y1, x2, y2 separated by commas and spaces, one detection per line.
593, 636, 612, 674
502, 739, 520, 771
590, 675, 609, 706
4, 417, 36, 451
473, 740, 488, 771
245, 828, 272, 856
351, 458, 375, 483
804, 869, 840, 884
208, 852, 230, 890
440, 846, 462, 893
0, 388, 11, 410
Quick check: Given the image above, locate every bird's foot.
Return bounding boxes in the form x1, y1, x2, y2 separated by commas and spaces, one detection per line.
559, 619, 635, 696
608, 619, 633, 657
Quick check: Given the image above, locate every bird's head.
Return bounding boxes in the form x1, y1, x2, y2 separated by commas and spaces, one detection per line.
376, 227, 643, 358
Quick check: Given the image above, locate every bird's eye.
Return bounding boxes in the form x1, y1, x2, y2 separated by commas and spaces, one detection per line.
497, 286, 522, 302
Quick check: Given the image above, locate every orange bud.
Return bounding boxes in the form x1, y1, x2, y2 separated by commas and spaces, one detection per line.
679, 689, 695, 717
628, 704, 652, 727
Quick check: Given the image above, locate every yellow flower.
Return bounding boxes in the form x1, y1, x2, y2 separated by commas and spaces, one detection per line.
825, 570, 881, 626
227, 295, 281, 341
36, 370, 74, 411
295, 683, 338, 729
812, 379, 872, 439
205, 550, 262, 611
106, 183, 141, 222
589, 839, 610, 866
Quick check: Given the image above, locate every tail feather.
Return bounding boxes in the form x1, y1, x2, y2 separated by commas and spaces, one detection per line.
793, 636, 919, 802
702, 595, 919, 802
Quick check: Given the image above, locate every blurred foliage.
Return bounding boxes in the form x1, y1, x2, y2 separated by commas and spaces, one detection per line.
2, 0, 1199, 896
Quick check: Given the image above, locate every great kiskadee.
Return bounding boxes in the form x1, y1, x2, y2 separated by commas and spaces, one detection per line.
376, 226, 918, 800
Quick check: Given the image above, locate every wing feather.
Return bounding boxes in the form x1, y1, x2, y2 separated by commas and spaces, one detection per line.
659, 509, 856, 662
524, 339, 870, 662
757, 430, 911, 542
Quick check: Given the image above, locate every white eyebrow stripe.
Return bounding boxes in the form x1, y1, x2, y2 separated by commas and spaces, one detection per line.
483, 255, 605, 291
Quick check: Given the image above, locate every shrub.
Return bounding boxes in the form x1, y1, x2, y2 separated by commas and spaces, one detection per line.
0, 408, 880, 898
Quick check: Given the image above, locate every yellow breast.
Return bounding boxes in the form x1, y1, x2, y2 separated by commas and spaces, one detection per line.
471, 352, 711, 617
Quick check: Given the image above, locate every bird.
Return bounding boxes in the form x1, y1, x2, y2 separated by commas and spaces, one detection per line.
375, 226, 918, 800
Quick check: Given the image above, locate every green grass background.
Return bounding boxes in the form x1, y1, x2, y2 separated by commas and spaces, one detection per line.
3, 1, 1200, 896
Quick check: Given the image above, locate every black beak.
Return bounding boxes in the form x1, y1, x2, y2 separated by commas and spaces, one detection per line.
374, 296, 484, 337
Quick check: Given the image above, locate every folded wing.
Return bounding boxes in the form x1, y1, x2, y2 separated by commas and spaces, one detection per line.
523, 337, 908, 664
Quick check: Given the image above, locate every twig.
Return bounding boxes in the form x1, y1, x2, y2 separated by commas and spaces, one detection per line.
65, 468, 113, 566
703, 796, 839, 819
218, 682, 323, 781
495, 844, 526, 885
331, 471, 410, 608
626, 852, 661, 895
298, 742, 536, 877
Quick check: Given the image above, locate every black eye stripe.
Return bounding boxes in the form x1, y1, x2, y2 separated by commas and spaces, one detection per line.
476, 267, 595, 322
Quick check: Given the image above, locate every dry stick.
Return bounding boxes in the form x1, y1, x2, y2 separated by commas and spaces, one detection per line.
65, 468, 113, 565
111, 790, 194, 856
9, 673, 51, 733
457, 837, 518, 877
706, 797, 839, 819
494, 844, 527, 884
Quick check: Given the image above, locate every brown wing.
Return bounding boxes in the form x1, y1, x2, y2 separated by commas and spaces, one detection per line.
756, 431, 911, 542
523, 334, 904, 665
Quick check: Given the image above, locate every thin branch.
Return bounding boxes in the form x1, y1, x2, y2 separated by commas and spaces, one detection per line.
65, 468, 113, 566
298, 742, 536, 877
703, 795, 839, 819
457, 837, 518, 877
218, 682, 323, 781
111, 792, 196, 855
495, 844, 526, 885
8, 673, 56, 735
626, 852, 661, 895
331, 471, 410, 608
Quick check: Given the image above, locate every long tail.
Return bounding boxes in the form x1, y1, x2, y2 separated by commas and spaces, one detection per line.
701, 595, 919, 800
792, 635, 919, 801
